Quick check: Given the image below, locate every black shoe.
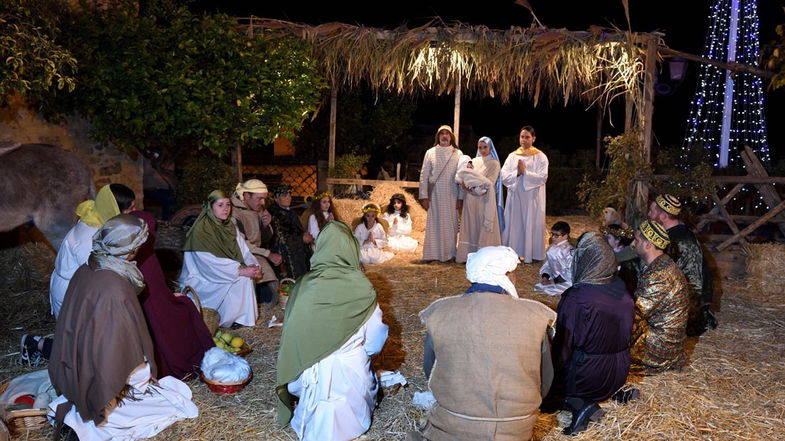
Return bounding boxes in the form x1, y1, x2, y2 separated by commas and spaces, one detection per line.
612, 387, 640, 404
229, 322, 244, 330
564, 403, 604, 436
703, 308, 718, 330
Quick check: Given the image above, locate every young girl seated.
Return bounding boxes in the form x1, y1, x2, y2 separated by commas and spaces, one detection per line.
307, 192, 341, 242
534, 221, 575, 296
382, 193, 418, 252
354, 203, 395, 264
602, 224, 639, 294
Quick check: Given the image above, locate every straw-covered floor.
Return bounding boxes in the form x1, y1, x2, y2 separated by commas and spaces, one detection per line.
2, 190, 784, 440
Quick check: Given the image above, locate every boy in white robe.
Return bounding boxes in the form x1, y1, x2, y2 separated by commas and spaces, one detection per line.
534, 221, 574, 296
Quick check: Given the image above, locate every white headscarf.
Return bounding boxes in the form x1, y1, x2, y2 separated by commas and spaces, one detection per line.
235, 179, 268, 198
465, 246, 520, 297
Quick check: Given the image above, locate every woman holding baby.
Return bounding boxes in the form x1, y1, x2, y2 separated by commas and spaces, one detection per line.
455, 136, 503, 263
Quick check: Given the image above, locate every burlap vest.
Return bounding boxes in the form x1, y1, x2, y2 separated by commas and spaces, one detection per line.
420, 292, 556, 441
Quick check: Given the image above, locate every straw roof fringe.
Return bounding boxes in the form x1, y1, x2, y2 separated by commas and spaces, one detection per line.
237, 18, 657, 108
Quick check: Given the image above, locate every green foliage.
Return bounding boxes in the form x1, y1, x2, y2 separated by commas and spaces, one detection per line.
39, 3, 324, 159
176, 155, 237, 207
578, 131, 652, 218
330, 152, 370, 195
765, 24, 785, 90
0, 0, 76, 104
652, 145, 715, 205
295, 89, 416, 161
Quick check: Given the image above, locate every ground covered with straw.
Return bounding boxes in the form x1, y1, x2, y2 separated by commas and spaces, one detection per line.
2, 209, 784, 440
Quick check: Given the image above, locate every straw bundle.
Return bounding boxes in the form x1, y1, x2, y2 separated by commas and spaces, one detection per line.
0, 243, 55, 293
743, 243, 785, 295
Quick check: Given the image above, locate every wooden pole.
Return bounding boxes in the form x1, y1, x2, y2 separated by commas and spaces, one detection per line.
642, 35, 657, 163
232, 143, 243, 182
595, 105, 602, 170
328, 86, 337, 192
717, 198, 785, 251
453, 79, 461, 146
624, 93, 633, 132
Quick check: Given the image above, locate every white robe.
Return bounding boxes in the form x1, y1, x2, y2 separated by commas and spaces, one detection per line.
419, 146, 460, 261
287, 306, 388, 441
501, 150, 548, 262
533, 239, 574, 296
456, 156, 502, 263
50, 221, 98, 318
48, 362, 198, 441
381, 211, 418, 252
179, 231, 259, 327
354, 223, 394, 264
307, 213, 325, 240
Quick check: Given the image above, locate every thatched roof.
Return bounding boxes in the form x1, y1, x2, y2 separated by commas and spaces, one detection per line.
237, 18, 661, 107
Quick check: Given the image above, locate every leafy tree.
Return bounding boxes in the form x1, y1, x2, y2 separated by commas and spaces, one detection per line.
294, 88, 416, 162
40, 1, 324, 166
766, 24, 785, 91
0, 0, 76, 105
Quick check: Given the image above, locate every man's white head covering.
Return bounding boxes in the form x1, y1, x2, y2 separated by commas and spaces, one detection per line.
235, 179, 268, 198
465, 246, 520, 297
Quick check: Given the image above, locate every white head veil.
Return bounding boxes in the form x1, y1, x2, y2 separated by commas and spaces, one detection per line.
465, 246, 520, 297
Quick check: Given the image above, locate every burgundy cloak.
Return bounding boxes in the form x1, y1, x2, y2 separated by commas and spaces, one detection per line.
132, 210, 214, 379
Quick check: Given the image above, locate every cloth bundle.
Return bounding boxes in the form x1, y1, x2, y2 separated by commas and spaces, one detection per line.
200, 347, 251, 383
0, 369, 57, 410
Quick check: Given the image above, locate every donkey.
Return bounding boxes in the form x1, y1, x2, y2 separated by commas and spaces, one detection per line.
0, 142, 93, 249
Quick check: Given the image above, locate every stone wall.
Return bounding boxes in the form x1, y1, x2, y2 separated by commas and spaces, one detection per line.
0, 96, 143, 207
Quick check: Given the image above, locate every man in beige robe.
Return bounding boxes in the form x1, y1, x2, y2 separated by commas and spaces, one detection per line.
419, 125, 463, 262
231, 179, 282, 323
412, 246, 556, 441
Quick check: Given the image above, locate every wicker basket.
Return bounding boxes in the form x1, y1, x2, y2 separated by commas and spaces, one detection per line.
0, 383, 48, 437
183, 286, 220, 335
278, 278, 296, 309
200, 371, 253, 395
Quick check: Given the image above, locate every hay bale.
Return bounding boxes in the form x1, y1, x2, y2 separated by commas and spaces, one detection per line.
333, 183, 426, 234
368, 183, 426, 233
743, 243, 785, 294
0, 242, 54, 292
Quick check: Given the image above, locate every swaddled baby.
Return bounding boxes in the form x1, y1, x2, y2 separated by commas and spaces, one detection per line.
455, 155, 492, 196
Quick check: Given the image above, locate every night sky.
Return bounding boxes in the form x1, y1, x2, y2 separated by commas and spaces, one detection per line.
192, 0, 785, 159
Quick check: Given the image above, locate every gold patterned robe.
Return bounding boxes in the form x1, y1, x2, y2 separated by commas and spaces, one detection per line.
630, 253, 689, 373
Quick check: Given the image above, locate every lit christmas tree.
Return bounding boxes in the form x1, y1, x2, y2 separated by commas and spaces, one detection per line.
682, 0, 770, 168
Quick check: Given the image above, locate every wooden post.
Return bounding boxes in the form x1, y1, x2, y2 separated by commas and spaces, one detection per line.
624, 93, 633, 132
642, 35, 657, 163
232, 143, 243, 182
328, 86, 337, 192
717, 198, 785, 251
453, 79, 461, 146
595, 105, 603, 170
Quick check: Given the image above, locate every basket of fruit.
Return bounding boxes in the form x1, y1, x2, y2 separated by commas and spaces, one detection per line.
183, 286, 220, 336
200, 371, 253, 395
278, 278, 296, 309
213, 331, 252, 357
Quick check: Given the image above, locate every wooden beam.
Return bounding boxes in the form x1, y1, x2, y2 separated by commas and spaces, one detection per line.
711, 193, 747, 246
712, 176, 785, 184
717, 198, 785, 251
328, 86, 337, 192
326, 178, 419, 188
700, 214, 785, 224
696, 184, 745, 231
740, 146, 785, 236
453, 79, 461, 146
658, 46, 774, 79
642, 35, 657, 162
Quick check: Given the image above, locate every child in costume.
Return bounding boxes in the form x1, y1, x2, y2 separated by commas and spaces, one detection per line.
354, 203, 394, 264
307, 191, 341, 241
382, 193, 418, 252
534, 221, 574, 296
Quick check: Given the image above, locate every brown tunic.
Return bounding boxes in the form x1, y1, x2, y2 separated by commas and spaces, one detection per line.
420, 292, 556, 441
49, 265, 156, 425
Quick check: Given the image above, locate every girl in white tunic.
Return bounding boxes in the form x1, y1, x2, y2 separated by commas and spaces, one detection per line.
180, 190, 260, 328
49, 184, 135, 317
501, 126, 549, 263
307, 192, 341, 242
354, 203, 394, 264
382, 193, 418, 252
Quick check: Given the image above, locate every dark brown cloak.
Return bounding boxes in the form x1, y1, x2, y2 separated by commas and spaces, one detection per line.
48, 265, 157, 425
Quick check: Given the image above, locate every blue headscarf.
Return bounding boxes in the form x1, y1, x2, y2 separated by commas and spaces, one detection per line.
476, 136, 505, 232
